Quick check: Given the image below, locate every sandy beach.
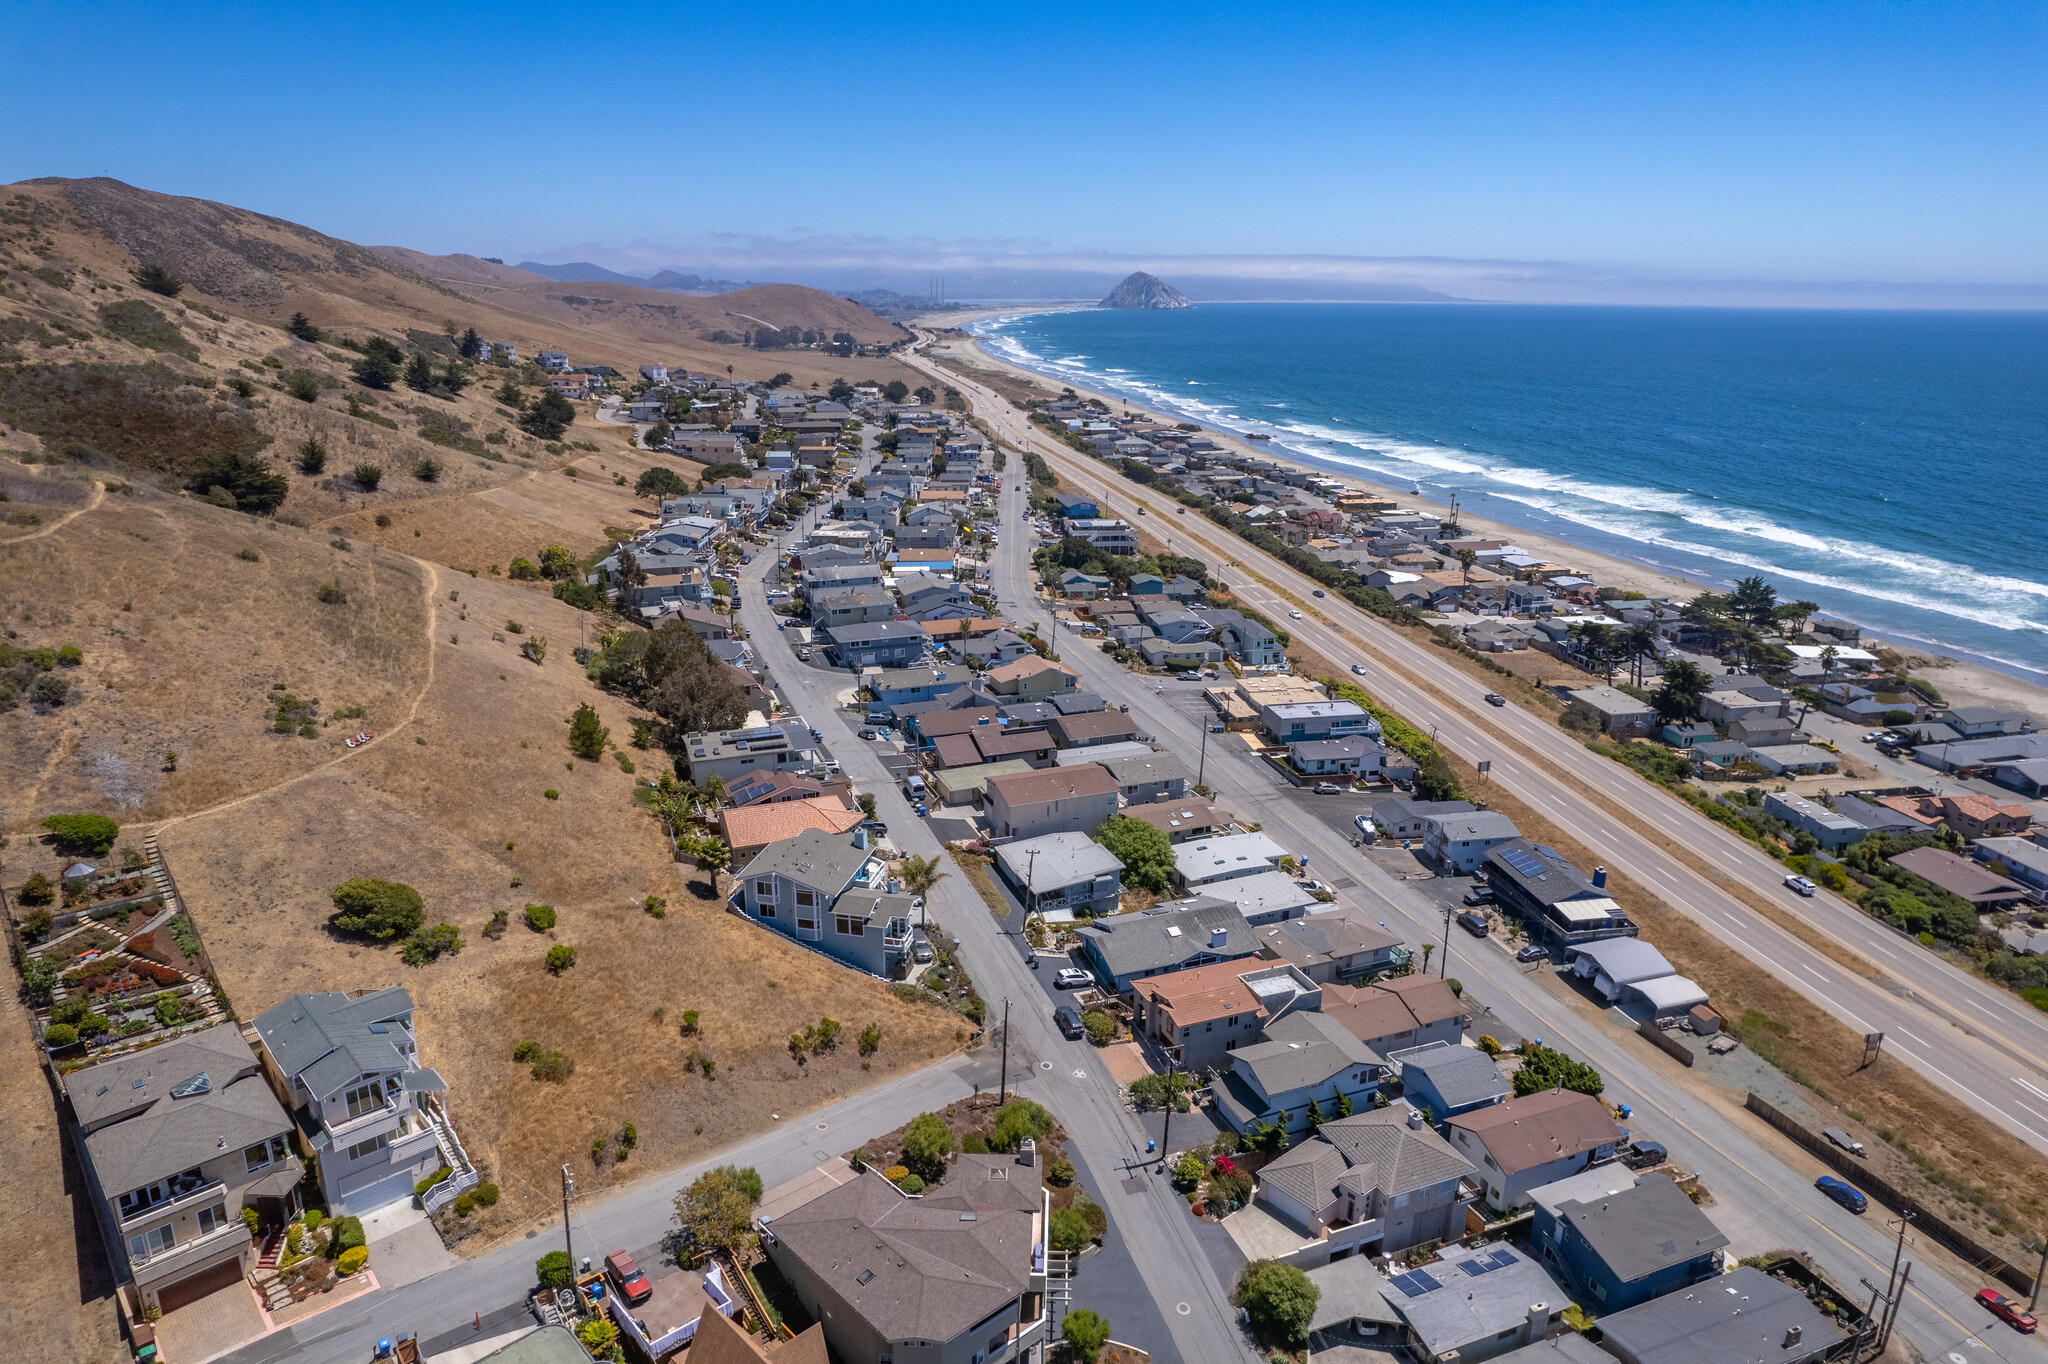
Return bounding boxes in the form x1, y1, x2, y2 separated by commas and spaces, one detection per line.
918, 308, 2048, 723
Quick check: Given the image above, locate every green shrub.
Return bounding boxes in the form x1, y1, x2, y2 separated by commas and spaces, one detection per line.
42, 1023, 77, 1047
331, 1215, 365, 1255
416, 1165, 453, 1195
337, 1245, 368, 1275
524, 903, 557, 931
1045, 1155, 1075, 1185
529, 1049, 574, 1082
901, 1112, 955, 1178
961, 1132, 990, 1154
131, 264, 183, 297
452, 1191, 477, 1215
513, 1040, 540, 1062
56, 645, 82, 666
413, 457, 442, 481
1234, 1259, 1320, 1344
536, 1249, 573, 1288
1081, 1010, 1115, 1045
544, 944, 577, 974
17, 872, 55, 906
41, 813, 120, 855
896, 1172, 925, 1194
476, 1182, 500, 1206
303, 1208, 324, 1232
352, 463, 384, 489
992, 1099, 1054, 1152
101, 300, 196, 357
543, 788, 559, 800
328, 877, 425, 940
1049, 1206, 1091, 1251
401, 922, 463, 967
567, 703, 609, 760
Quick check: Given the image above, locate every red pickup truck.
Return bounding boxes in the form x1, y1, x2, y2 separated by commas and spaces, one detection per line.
605, 1250, 652, 1306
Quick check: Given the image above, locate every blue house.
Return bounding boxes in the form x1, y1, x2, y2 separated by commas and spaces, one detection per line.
1529, 1170, 1728, 1313
1388, 1042, 1510, 1124
870, 663, 975, 709
825, 620, 930, 669
1128, 573, 1165, 596
1661, 721, 1717, 748
1055, 493, 1100, 519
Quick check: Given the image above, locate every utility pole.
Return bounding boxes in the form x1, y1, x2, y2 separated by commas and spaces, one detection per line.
1440, 908, 1453, 979
1158, 1055, 1176, 1170
1197, 719, 1210, 790
998, 998, 1011, 1105
560, 1164, 575, 1279
1881, 1263, 1912, 1351
1850, 1281, 1883, 1364
1882, 1211, 1914, 1325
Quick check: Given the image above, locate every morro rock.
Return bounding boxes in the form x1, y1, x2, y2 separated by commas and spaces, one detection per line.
1100, 271, 1190, 309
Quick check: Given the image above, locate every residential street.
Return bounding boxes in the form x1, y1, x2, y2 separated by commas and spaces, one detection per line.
902, 336, 2048, 1174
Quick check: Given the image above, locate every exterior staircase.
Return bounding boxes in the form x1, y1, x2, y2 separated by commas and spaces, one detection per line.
255, 1229, 285, 1271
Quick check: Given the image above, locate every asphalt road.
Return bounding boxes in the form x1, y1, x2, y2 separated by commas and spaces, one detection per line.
894, 353, 2048, 1364
900, 336, 2048, 1176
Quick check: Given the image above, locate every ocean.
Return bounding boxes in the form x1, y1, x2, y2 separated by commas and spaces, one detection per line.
974, 304, 2048, 679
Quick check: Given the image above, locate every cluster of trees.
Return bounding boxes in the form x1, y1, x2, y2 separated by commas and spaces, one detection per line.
1094, 814, 1175, 893
671, 1164, 763, 1257
1511, 1043, 1604, 1097
185, 448, 290, 513
585, 619, 751, 740
328, 877, 463, 967
41, 812, 120, 855
1843, 831, 1983, 942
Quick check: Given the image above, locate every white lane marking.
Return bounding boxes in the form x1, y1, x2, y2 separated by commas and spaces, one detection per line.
1800, 987, 1870, 1033
1800, 965, 1830, 983
1894, 1027, 1929, 1047
1964, 999, 2005, 1019
1860, 937, 1899, 959
2014, 1076, 2048, 1105
1657, 869, 1680, 884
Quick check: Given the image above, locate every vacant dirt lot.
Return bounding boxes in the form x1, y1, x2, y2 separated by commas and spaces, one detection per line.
0, 472, 430, 828
159, 566, 960, 1238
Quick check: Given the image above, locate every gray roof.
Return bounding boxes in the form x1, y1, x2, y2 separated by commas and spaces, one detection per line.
1289, 736, 1379, 760
1393, 1244, 1569, 1356
997, 701, 1061, 726
1388, 1042, 1511, 1111
1305, 1255, 1404, 1333
253, 988, 414, 1100
739, 827, 876, 895
811, 585, 896, 609
1229, 1010, 1383, 1096
1099, 751, 1192, 787
1427, 810, 1521, 841
73, 1025, 292, 1196
767, 1157, 1042, 1345
1258, 1109, 1475, 1214
1080, 900, 1257, 977
1259, 915, 1400, 969
1372, 797, 1475, 827
828, 620, 930, 646
1595, 1267, 1844, 1364
1048, 691, 1107, 715
1554, 1173, 1730, 1284
994, 832, 1123, 891
1571, 937, 1674, 984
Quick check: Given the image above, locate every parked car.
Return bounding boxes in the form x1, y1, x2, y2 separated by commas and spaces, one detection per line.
1457, 911, 1489, 937
1784, 874, 1817, 897
1815, 1175, 1868, 1213
1054, 1004, 1084, 1039
912, 939, 934, 964
605, 1250, 652, 1306
740, 554, 753, 564
1978, 1289, 2040, 1333
1462, 887, 1494, 906
858, 728, 878, 739
1313, 782, 1343, 794
1624, 1139, 1669, 1169
1484, 692, 1506, 707
1515, 943, 1549, 963
1055, 967, 1093, 990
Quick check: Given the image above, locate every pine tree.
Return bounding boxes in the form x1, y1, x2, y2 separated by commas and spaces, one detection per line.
568, 704, 609, 760
403, 353, 437, 392
459, 327, 482, 358
286, 311, 322, 342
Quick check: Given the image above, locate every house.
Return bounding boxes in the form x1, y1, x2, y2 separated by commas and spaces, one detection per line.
1256, 914, 1402, 983
891, 519, 957, 550
67, 1024, 301, 1313
1117, 797, 1231, 843
1595, 1266, 1844, 1364
1099, 751, 1191, 805
1974, 836, 2048, 895
1750, 743, 1839, 776
1728, 713, 1799, 746
984, 654, 1079, 697
252, 989, 462, 1215
1931, 792, 2035, 840
930, 759, 1035, 807
1388, 1041, 1511, 1122
538, 350, 570, 371
1321, 975, 1469, 1055
994, 832, 1124, 918
1368, 1244, 1570, 1364
809, 585, 898, 628
1058, 569, 1113, 599
1445, 1088, 1625, 1213
869, 662, 973, 709
1888, 846, 2027, 909
1661, 721, 1718, 748
679, 722, 811, 786
1568, 686, 1658, 737
1049, 710, 1140, 749
901, 706, 1003, 750
1372, 797, 1476, 841
727, 770, 847, 808
1290, 735, 1386, 777
1939, 707, 2033, 737
1262, 701, 1373, 744
984, 764, 1121, 840
1213, 1011, 1388, 1137
651, 602, 732, 640
1132, 959, 1321, 1073
1698, 690, 1783, 725
738, 828, 911, 977
1422, 810, 1522, 873
950, 630, 1036, 668
803, 562, 885, 594
825, 620, 929, 669
1173, 831, 1288, 888
1054, 492, 1099, 519
1484, 840, 1636, 947
1760, 792, 1864, 850
759, 1152, 1049, 1364
1079, 899, 1261, 994
1829, 793, 1930, 837
1302, 1257, 1413, 1359
721, 796, 867, 861
1128, 572, 1165, 596
1139, 636, 1227, 668
1256, 1109, 1479, 1265
1165, 574, 1207, 603
1062, 518, 1139, 555
1531, 1171, 1728, 1312
1203, 871, 1322, 925
961, 726, 1060, 768
1213, 613, 1285, 667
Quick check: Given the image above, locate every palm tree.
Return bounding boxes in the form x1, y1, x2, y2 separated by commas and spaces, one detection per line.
1455, 547, 1477, 586
1818, 644, 1840, 676
899, 854, 948, 898
1625, 624, 1659, 688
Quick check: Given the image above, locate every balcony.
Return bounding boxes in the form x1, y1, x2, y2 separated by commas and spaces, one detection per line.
119, 1174, 227, 1228
129, 1217, 248, 1283
883, 917, 912, 953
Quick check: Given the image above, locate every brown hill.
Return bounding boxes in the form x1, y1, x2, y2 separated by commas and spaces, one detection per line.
8, 177, 907, 377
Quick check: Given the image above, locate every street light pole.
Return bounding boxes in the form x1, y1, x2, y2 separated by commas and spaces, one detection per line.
998, 998, 1011, 1105
1158, 1055, 1176, 1170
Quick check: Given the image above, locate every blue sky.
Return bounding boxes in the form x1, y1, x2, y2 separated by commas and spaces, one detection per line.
6, 1, 2043, 296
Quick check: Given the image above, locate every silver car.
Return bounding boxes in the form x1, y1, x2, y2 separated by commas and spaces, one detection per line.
1054, 967, 1093, 990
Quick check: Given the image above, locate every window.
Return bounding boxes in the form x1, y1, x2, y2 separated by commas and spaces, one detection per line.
197, 1203, 232, 1236
759, 900, 775, 918
120, 1182, 166, 1218
128, 1223, 175, 1261
834, 915, 864, 937
795, 890, 817, 908
244, 1142, 273, 1173
755, 880, 774, 900
344, 1080, 382, 1119
346, 1132, 391, 1162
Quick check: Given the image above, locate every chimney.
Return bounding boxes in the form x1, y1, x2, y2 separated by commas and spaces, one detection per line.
1592, 866, 1607, 888
1210, 927, 1228, 949
1785, 1325, 1802, 1347
1407, 1106, 1426, 1129
1528, 1302, 1550, 1341
854, 828, 869, 850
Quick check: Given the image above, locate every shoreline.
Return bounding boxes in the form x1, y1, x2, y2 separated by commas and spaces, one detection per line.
921, 307, 2048, 723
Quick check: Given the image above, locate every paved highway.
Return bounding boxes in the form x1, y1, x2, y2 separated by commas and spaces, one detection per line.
901, 335, 2048, 1172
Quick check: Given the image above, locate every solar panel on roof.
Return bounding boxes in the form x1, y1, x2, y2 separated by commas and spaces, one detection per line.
1391, 1270, 1443, 1297
1457, 1258, 1491, 1276
1499, 847, 1546, 878
1488, 1248, 1518, 1269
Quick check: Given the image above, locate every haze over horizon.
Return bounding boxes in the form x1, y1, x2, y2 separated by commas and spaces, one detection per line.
6, 1, 2043, 307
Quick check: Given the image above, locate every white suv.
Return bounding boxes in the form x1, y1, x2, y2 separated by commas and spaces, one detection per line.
1784, 874, 1817, 897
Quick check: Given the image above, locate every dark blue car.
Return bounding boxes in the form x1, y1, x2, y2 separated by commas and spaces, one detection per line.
1816, 1175, 1867, 1213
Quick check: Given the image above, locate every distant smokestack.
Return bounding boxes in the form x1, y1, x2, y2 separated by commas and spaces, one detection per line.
1593, 866, 1608, 888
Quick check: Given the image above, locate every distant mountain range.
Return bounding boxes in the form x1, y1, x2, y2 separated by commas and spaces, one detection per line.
515, 261, 764, 293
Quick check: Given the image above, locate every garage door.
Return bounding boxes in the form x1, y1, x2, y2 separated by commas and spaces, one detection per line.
156, 1256, 245, 1313
340, 1168, 418, 1216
